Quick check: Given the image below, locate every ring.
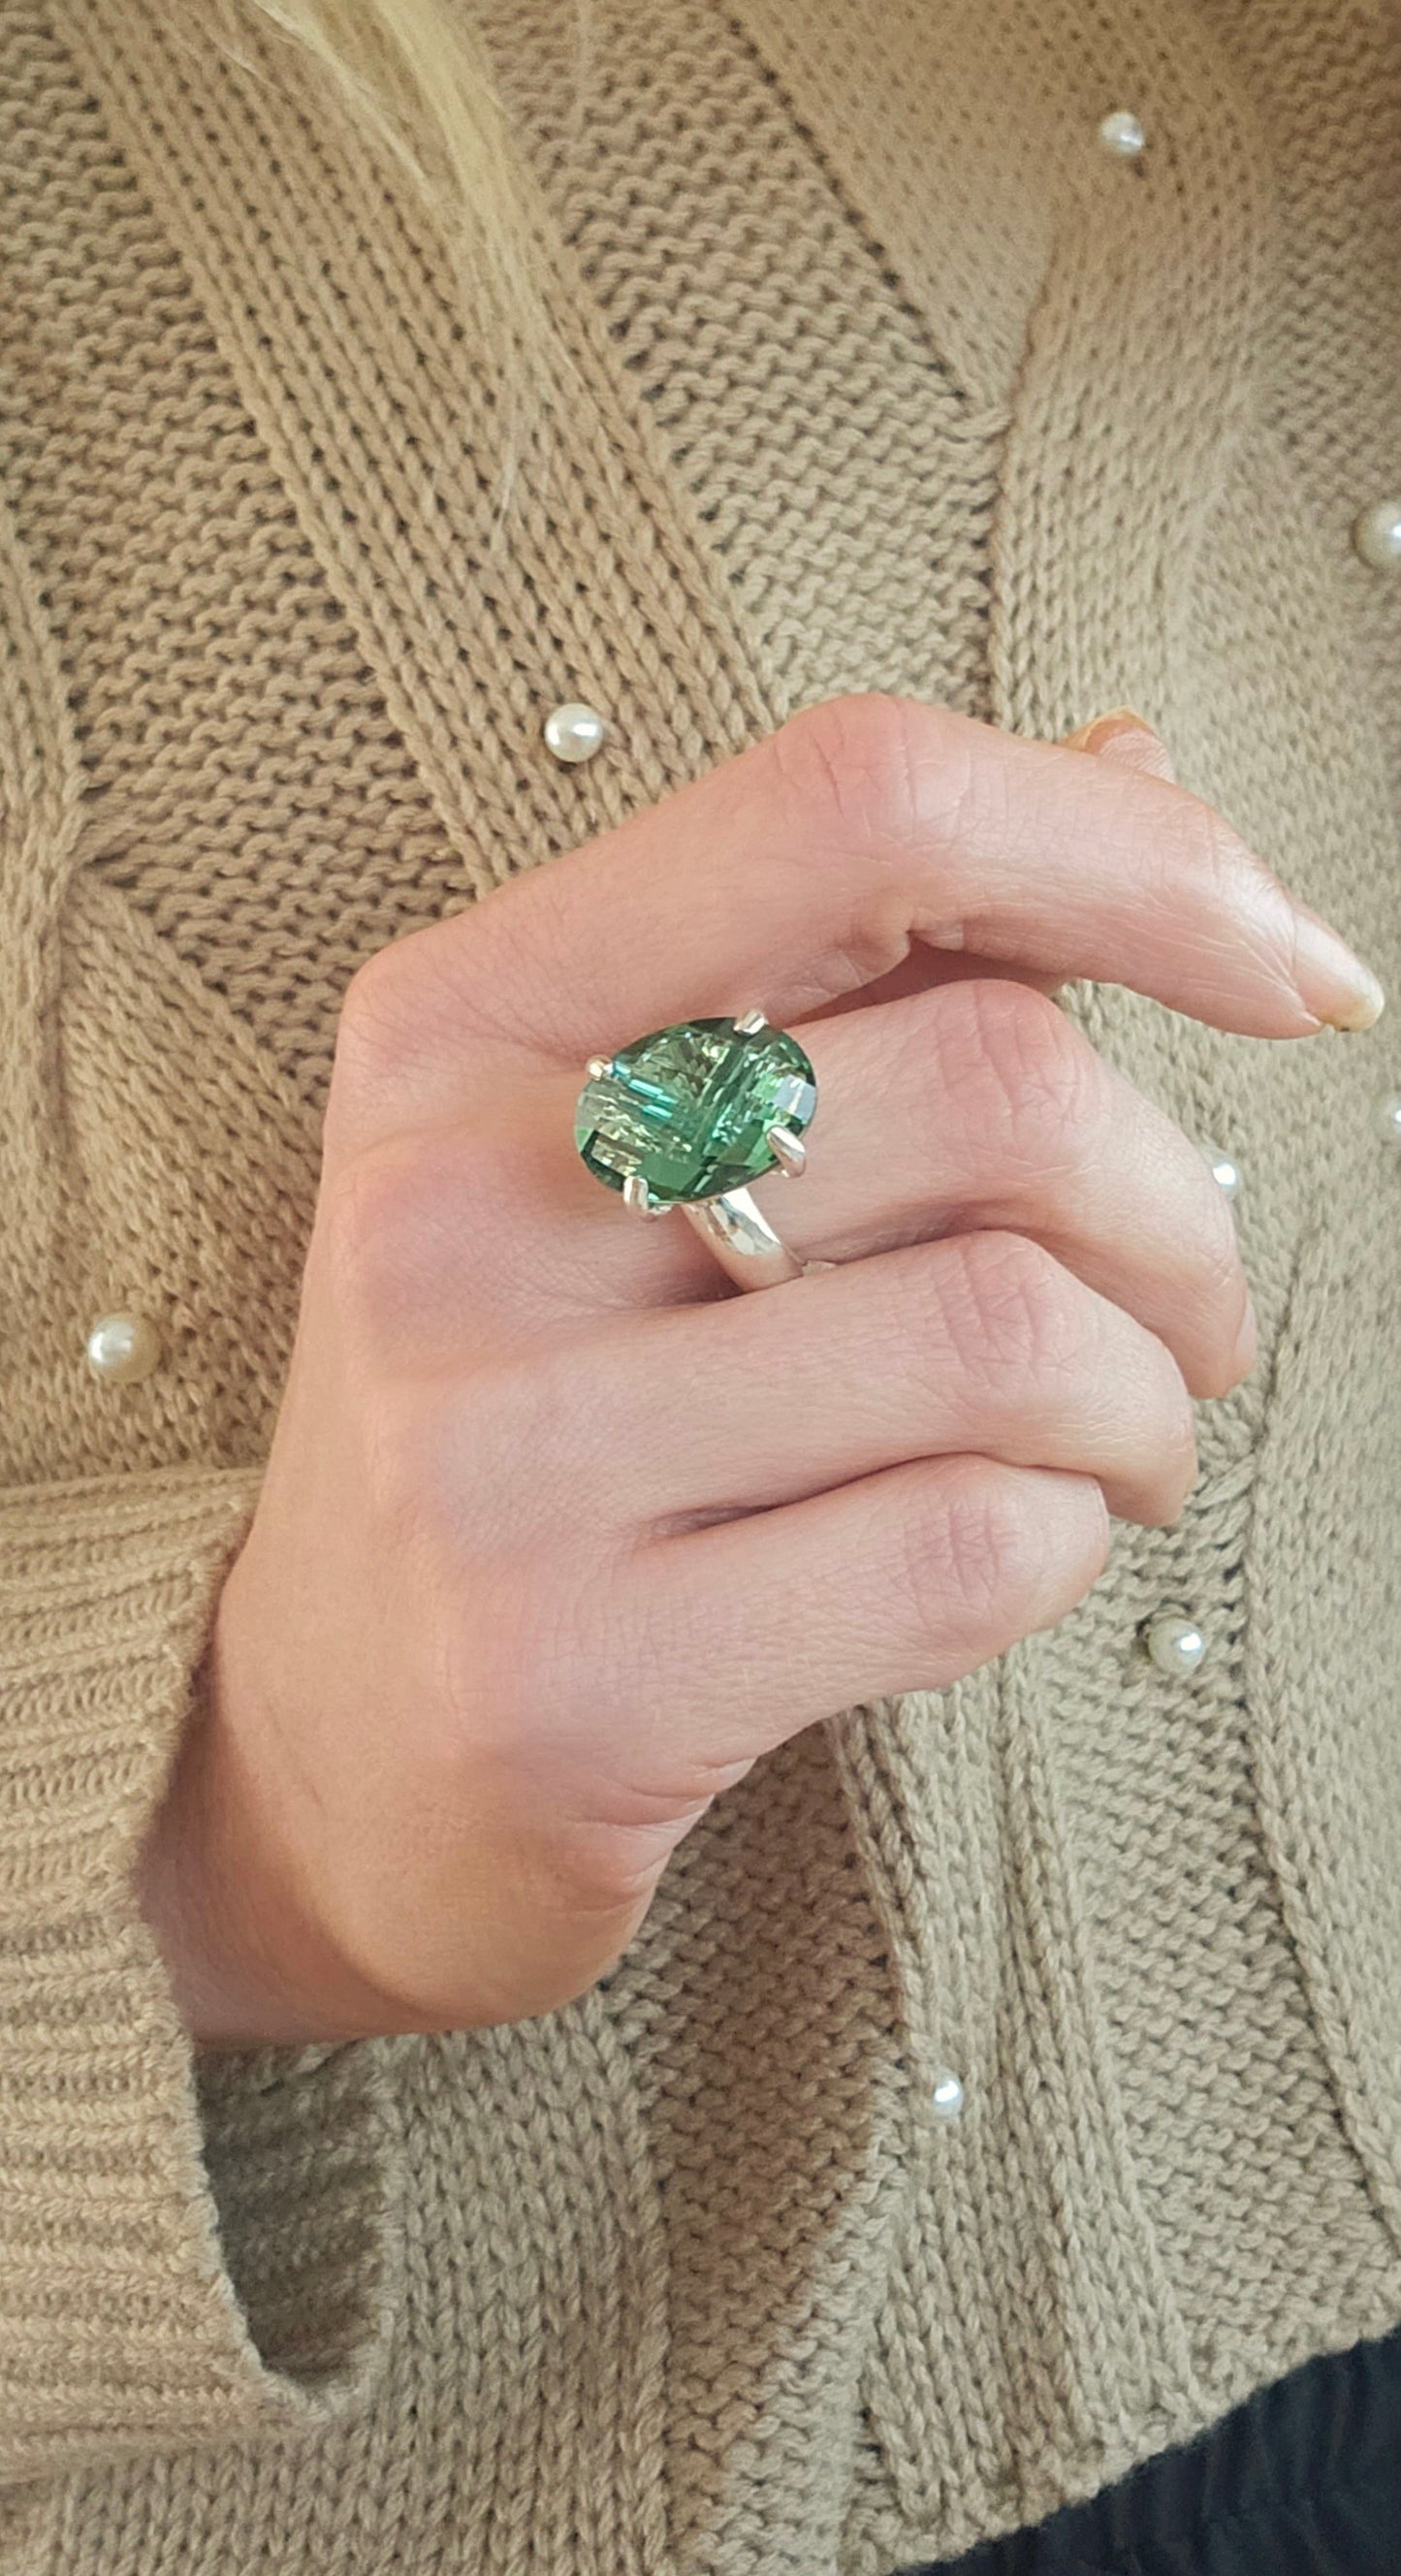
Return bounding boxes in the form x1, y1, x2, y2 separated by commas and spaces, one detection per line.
573, 1008, 833, 1291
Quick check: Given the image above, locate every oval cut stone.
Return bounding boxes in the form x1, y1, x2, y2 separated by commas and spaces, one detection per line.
574, 1016, 817, 1206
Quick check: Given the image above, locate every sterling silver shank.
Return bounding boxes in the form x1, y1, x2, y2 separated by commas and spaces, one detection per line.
682, 1187, 831, 1291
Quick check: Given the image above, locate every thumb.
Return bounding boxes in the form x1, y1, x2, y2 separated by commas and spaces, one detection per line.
1062, 706, 1177, 783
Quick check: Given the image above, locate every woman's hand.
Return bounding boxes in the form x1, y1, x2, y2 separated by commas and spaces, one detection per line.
137, 695, 1384, 2045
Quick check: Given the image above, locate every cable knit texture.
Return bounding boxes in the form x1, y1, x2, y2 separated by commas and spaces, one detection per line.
0, 0, 1399, 2569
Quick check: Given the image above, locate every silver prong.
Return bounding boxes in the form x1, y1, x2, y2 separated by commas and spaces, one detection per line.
622, 1172, 669, 1220
734, 1008, 768, 1036
586, 1056, 611, 1082
766, 1124, 808, 1176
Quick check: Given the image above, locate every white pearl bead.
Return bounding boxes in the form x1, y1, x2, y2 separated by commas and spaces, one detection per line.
543, 701, 609, 765
1143, 1612, 1207, 1679
1098, 109, 1146, 158
84, 1310, 162, 1384
1353, 500, 1401, 571
1376, 1092, 1401, 1147
931, 2068, 965, 2121
1200, 1138, 1242, 1200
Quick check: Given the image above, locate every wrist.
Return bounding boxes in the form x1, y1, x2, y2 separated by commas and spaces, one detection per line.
135, 1609, 389, 2048
136, 1666, 299, 2047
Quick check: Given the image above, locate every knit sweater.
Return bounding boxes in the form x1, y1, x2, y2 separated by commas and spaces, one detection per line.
1, 1, 1399, 2569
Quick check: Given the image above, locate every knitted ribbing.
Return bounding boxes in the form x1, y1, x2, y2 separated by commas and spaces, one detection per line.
1, 2, 1400, 2572
0, 1468, 400, 2484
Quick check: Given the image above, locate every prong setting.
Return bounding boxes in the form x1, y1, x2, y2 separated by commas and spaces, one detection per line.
622, 1171, 668, 1219
766, 1123, 808, 1176
575, 1015, 816, 1213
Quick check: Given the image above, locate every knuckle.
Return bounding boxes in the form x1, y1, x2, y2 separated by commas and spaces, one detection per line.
766, 691, 959, 856
333, 925, 491, 1127
336, 940, 417, 1074
319, 1126, 508, 1346
319, 1139, 440, 1344
938, 1465, 1050, 1628
319, 1146, 416, 1335
945, 1228, 1089, 1383
329, 943, 437, 1149
942, 978, 1104, 1172
904, 1458, 1108, 1643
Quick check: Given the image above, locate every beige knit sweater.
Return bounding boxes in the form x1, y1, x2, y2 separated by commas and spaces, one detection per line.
1, 1, 1399, 2568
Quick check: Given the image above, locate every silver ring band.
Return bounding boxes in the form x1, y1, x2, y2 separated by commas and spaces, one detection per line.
682, 1187, 834, 1291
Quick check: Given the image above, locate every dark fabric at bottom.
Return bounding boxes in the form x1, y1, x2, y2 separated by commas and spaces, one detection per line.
898, 2320, 1401, 2576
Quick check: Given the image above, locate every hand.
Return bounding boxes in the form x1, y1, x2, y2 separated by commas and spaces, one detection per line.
136, 695, 1384, 2045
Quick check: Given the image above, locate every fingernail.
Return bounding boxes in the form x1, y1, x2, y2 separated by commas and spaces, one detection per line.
1063, 709, 1176, 782
1289, 907, 1387, 1031
1063, 706, 1158, 752
1232, 1290, 1258, 1378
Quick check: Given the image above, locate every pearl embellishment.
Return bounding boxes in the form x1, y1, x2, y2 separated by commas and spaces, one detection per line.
543, 701, 609, 764
1353, 500, 1401, 572
1143, 1613, 1207, 1679
1098, 109, 1146, 158
1201, 1139, 1242, 1200
85, 1310, 162, 1384
931, 2069, 966, 2121
1376, 1093, 1401, 1148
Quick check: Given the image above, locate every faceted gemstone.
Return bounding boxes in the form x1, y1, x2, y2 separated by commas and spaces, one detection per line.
574, 1016, 817, 1206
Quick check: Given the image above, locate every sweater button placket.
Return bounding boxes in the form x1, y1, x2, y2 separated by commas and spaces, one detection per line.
1130, 1141, 1241, 1676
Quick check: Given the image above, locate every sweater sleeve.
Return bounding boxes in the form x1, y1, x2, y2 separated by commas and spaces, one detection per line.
0, 1465, 401, 2486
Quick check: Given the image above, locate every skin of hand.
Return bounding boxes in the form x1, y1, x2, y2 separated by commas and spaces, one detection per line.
135, 694, 1386, 2047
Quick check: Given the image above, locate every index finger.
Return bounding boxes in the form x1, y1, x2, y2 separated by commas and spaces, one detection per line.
338, 694, 1384, 1111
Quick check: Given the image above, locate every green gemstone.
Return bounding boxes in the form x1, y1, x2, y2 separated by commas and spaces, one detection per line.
574, 1016, 817, 1206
